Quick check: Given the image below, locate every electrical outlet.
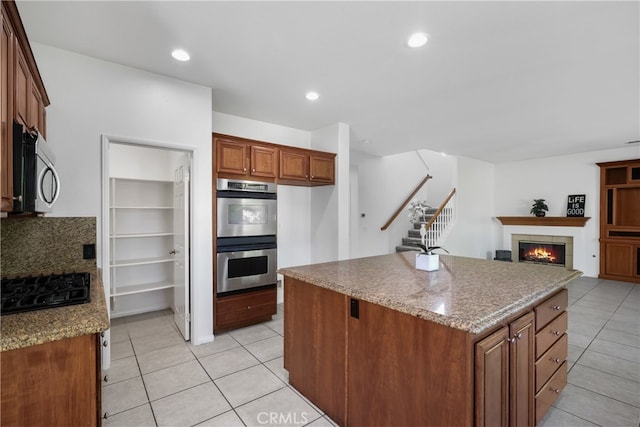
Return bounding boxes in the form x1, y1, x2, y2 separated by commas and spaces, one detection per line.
83, 244, 96, 260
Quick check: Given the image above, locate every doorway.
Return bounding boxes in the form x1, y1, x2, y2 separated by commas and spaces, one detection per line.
101, 136, 193, 368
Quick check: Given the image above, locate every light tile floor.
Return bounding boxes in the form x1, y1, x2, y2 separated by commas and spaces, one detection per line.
103, 277, 639, 427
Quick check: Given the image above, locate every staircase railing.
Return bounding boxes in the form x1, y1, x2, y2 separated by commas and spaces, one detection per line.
423, 188, 457, 249
380, 175, 433, 231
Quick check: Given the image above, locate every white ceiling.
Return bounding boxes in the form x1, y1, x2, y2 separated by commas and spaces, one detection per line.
17, 1, 640, 163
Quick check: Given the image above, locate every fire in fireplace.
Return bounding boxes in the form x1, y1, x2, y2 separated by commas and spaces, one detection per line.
519, 241, 566, 267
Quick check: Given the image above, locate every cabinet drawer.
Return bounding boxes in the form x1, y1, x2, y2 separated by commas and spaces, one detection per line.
217, 288, 276, 310
535, 361, 567, 425
535, 289, 568, 332
536, 334, 567, 392
216, 288, 277, 331
536, 311, 567, 359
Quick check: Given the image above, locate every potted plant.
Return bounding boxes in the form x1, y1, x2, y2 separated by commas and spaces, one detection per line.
530, 199, 549, 217
407, 200, 432, 223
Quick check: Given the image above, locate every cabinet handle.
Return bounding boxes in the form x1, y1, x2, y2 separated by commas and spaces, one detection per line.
103, 413, 109, 420
552, 388, 560, 394
514, 332, 523, 340
311, 176, 315, 179
169, 250, 176, 255
103, 375, 109, 382
12, 195, 22, 202
553, 358, 561, 364
243, 168, 247, 172
103, 340, 109, 347
506, 337, 516, 344
552, 330, 561, 336
552, 305, 561, 310
247, 305, 251, 310
305, 175, 308, 179
252, 168, 256, 173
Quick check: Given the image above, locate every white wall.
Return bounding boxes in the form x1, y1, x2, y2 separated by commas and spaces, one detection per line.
352, 149, 456, 257
310, 123, 351, 262
444, 156, 496, 259
494, 145, 639, 277
32, 43, 214, 345
211, 111, 313, 268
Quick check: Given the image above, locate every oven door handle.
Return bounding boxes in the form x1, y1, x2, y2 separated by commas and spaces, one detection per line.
217, 242, 277, 253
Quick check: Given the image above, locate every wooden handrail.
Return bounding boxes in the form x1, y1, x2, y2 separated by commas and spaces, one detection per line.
423, 188, 457, 230
380, 175, 432, 231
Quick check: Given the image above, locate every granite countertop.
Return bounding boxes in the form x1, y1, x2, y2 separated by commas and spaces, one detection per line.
278, 252, 582, 335
1, 269, 110, 351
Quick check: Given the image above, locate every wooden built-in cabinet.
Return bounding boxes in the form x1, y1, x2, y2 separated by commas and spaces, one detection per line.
1, 334, 102, 427
0, 0, 50, 213
284, 276, 568, 427
212, 133, 336, 332
597, 159, 640, 283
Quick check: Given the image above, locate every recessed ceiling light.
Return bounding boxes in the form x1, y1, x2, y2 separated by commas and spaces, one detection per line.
305, 91, 319, 101
407, 32, 428, 48
171, 49, 190, 62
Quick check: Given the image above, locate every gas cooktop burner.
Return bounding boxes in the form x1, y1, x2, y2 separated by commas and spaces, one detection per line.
1, 272, 91, 315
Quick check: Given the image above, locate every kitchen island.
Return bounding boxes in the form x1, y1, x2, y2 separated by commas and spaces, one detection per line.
1, 269, 109, 427
279, 252, 580, 427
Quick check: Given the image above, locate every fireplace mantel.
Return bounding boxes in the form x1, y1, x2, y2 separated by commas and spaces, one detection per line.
496, 216, 591, 227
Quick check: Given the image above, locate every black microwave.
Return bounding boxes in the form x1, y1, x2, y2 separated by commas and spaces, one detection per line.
12, 121, 60, 213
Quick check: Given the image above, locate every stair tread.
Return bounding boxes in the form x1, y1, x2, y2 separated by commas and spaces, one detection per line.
395, 245, 421, 253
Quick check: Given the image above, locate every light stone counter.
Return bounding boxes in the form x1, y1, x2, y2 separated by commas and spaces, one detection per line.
1, 269, 109, 351
278, 252, 581, 335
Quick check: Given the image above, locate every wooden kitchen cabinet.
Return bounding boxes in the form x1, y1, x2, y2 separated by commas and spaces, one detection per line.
284, 278, 347, 425
214, 134, 277, 180
475, 311, 535, 427
1, 333, 102, 427
284, 273, 567, 427
0, 0, 50, 213
279, 147, 335, 185
597, 159, 640, 283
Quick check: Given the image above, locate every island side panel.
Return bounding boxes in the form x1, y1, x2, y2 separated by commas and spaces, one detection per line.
348, 299, 474, 427
283, 277, 348, 426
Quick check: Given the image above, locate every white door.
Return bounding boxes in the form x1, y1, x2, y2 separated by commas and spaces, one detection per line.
172, 153, 190, 340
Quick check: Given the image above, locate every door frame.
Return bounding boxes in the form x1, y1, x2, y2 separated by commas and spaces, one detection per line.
100, 134, 196, 370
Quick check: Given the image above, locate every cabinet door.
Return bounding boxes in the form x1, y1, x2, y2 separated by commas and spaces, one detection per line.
509, 311, 535, 427
284, 278, 347, 426
216, 138, 247, 176
604, 242, 634, 277
1, 8, 13, 212
476, 326, 509, 427
349, 299, 473, 427
13, 41, 28, 126
309, 153, 335, 184
27, 79, 42, 130
279, 149, 309, 181
1, 334, 100, 427
250, 145, 277, 178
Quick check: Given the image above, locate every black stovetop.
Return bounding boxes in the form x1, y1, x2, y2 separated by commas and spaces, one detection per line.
1, 272, 91, 315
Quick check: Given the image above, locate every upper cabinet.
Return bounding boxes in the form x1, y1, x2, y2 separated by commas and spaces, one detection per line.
215, 134, 277, 180
1, 0, 50, 213
279, 148, 335, 186
213, 133, 336, 186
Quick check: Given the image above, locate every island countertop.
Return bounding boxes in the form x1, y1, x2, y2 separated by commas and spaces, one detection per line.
1, 269, 110, 351
278, 252, 581, 335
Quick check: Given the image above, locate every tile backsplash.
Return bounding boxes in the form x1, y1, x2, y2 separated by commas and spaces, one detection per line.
1, 217, 97, 276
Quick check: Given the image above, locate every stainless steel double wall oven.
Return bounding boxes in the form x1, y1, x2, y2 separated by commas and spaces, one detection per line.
216, 179, 277, 295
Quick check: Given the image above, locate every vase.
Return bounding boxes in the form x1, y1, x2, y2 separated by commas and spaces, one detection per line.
535, 211, 546, 217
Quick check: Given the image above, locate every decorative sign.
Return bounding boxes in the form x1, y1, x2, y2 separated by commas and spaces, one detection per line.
566, 194, 586, 217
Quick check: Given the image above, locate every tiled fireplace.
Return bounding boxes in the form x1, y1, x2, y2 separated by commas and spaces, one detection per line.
511, 234, 574, 269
